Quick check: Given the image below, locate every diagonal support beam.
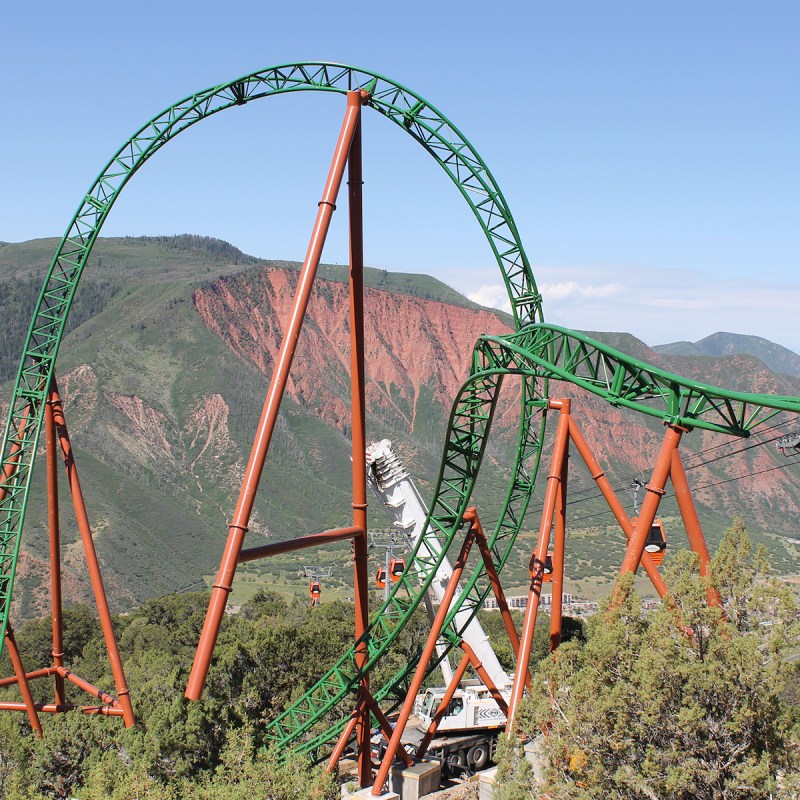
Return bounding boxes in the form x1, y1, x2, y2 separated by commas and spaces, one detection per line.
49, 378, 134, 727
186, 90, 365, 702
371, 511, 479, 795
506, 399, 571, 731
619, 424, 684, 576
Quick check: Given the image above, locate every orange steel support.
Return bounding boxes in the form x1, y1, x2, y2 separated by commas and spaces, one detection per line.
414, 520, 518, 760
0, 702, 123, 716
0, 668, 56, 687
49, 380, 135, 727
326, 691, 414, 774
372, 512, 478, 795
507, 400, 571, 730
0, 401, 34, 504
238, 526, 362, 563
327, 710, 360, 772
186, 91, 364, 702
0, 380, 135, 727
670, 450, 722, 607
566, 418, 670, 597
619, 424, 684, 576
473, 520, 521, 658
549, 458, 567, 651
56, 666, 118, 706
45, 393, 66, 706
4, 625, 42, 736
415, 650, 472, 759
347, 90, 373, 785
363, 692, 414, 768
461, 641, 508, 716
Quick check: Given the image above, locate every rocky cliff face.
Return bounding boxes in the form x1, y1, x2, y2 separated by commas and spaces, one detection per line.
4, 246, 799, 619
193, 268, 514, 436
193, 268, 800, 541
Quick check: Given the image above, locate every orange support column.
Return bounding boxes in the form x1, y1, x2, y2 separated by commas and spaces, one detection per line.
49, 381, 135, 727
45, 388, 66, 706
567, 418, 670, 598
619, 424, 684, 576
415, 651, 472, 759
473, 529, 521, 658
462, 642, 508, 716
0, 401, 34, 504
549, 456, 567, 651
327, 709, 360, 773
670, 450, 722, 607
507, 400, 571, 731
4, 624, 42, 737
372, 514, 478, 795
186, 91, 364, 701
346, 88, 373, 785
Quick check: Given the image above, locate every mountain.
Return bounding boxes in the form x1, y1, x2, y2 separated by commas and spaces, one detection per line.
654, 332, 800, 378
1, 237, 799, 619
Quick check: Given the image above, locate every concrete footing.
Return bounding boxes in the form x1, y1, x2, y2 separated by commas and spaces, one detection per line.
341, 760, 440, 800
389, 760, 441, 800
478, 767, 498, 799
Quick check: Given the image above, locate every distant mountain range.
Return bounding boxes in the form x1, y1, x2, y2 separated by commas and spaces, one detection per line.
654, 332, 800, 378
1, 236, 799, 618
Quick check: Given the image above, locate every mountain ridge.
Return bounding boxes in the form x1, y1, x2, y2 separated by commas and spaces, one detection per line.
1, 236, 798, 618
653, 331, 800, 378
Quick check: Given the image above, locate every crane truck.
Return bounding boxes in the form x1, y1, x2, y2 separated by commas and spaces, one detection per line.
365, 439, 512, 775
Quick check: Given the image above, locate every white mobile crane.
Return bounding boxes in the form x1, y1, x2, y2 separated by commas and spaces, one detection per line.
365, 440, 511, 773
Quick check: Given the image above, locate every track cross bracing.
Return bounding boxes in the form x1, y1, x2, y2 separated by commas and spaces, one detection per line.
3, 62, 799, 779
0, 62, 540, 658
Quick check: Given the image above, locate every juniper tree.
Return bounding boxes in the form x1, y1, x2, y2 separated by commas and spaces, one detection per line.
496, 517, 800, 800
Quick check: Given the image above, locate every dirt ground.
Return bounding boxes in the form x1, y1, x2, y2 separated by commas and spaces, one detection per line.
422, 779, 480, 800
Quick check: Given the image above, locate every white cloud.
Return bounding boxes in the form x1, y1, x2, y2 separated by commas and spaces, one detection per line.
453, 262, 800, 354
540, 281, 624, 302
467, 284, 513, 313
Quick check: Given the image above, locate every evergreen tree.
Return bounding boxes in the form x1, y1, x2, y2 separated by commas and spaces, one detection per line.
496, 518, 800, 800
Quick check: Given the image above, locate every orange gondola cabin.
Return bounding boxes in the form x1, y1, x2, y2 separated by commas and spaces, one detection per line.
389, 557, 405, 582
528, 551, 554, 583
309, 580, 322, 607
632, 517, 667, 566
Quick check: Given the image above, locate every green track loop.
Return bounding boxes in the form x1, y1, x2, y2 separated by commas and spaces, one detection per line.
2, 63, 799, 767
0, 63, 541, 663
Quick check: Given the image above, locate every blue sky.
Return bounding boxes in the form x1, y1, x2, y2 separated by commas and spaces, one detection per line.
2, 2, 798, 352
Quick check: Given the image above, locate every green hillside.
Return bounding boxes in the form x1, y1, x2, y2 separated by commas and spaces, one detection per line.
1, 236, 799, 619
0, 236, 515, 619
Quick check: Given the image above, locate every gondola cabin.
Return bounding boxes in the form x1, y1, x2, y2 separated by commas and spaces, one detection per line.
309, 580, 322, 606
633, 517, 667, 566
389, 557, 405, 582
528, 551, 554, 583
375, 567, 387, 589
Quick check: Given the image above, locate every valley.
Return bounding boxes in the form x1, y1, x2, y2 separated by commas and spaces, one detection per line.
1, 235, 799, 618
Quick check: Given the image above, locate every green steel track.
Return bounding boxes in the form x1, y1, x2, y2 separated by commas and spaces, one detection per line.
2, 63, 799, 764
0, 62, 541, 661
264, 327, 800, 759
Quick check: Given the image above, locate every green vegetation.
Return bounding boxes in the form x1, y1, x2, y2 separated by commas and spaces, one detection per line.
0, 235, 518, 620
0, 521, 796, 798
0, 591, 357, 799
496, 518, 800, 799
0, 275, 122, 383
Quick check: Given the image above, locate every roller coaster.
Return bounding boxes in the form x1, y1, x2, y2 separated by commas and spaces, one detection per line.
1, 63, 799, 795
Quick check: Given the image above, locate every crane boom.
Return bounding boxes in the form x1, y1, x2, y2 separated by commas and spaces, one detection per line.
365, 440, 512, 691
